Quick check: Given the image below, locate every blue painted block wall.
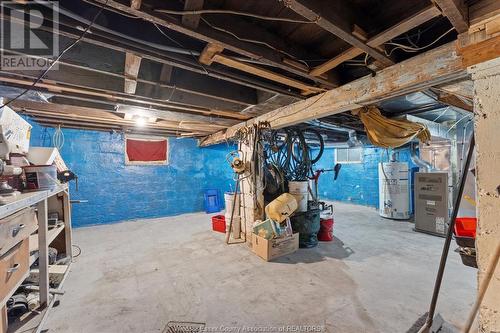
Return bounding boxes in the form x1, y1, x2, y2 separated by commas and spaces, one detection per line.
27, 120, 235, 227
313, 146, 416, 208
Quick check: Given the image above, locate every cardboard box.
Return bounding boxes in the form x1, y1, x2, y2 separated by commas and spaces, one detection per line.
252, 233, 299, 261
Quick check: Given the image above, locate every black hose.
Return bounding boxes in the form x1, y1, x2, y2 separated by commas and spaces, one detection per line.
262, 127, 324, 181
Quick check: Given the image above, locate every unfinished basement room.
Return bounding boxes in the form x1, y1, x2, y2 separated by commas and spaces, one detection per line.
0, 0, 499, 332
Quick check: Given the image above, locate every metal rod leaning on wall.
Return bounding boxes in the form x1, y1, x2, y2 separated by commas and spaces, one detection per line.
418, 134, 475, 333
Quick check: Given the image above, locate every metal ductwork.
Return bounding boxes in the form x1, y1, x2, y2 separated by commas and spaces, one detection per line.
307, 120, 362, 147
410, 142, 434, 172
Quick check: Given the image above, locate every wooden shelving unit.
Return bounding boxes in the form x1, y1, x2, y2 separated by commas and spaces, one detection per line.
0, 184, 73, 333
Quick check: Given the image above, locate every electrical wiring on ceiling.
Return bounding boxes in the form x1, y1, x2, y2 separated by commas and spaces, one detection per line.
152, 23, 209, 75
82, 0, 139, 18
55, 6, 198, 57
200, 17, 310, 69
384, 27, 455, 57
0, 0, 109, 109
82, 1, 311, 71
154, 8, 316, 24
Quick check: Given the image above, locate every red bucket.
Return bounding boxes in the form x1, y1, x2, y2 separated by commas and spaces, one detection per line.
318, 218, 334, 241
454, 217, 477, 238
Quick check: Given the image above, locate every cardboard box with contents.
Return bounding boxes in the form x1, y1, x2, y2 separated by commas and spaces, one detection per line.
252, 233, 299, 261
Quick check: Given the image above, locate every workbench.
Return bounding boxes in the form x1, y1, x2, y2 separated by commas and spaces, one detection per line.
0, 184, 72, 333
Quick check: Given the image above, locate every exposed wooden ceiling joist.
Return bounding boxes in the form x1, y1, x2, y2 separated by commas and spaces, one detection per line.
1, 9, 303, 100
199, 48, 326, 95
123, 53, 142, 94
88, 0, 335, 87
9, 100, 238, 127
310, 4, 442, 76
0, 75, 250, 120
10, 101, 222, 134
283, 0, 394, 67
469, 0, 500, 31
433, 0, 469, 33
182, 0, 204, 29
21, 29, 258, 108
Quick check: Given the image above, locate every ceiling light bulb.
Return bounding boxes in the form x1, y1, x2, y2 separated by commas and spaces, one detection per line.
135, 117, 146, 127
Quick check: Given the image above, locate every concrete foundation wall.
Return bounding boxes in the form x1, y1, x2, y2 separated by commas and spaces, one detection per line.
28, 120, 235, 227
313, 146, 415, 208
469, 58, 500, 333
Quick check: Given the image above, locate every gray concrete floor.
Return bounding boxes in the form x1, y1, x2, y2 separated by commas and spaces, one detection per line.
45, 202, 476, 333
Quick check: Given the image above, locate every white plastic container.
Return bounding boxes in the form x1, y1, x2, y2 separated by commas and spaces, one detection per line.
224, 192, 240, 217
24, 165, 58, 190
288, 181, 309, 212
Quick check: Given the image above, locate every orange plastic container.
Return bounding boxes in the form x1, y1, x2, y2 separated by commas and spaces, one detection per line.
454, 217, 477, 238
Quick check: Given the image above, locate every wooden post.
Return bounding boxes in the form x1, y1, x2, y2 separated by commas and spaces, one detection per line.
469, 57, 500, 332
0, 305, 7, 333
239, 136, 264, 246
63, 190, 73, 260
37, 198, 49, 307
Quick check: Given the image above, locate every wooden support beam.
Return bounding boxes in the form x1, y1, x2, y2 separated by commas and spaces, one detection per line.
200, 40, 472, 146
130, 0, 141, 10
159, 64, 173, 84
469, 0, 500, 31
199, 43, 325, 94
433, 0, 469, 33
310, 4, 442, 76
182, 0, 204, 29
124, 53, 142, 94
199, 43, 224, 66
457, 33, 500, 68
209, 54, 326, 95
284, 0, 393, 67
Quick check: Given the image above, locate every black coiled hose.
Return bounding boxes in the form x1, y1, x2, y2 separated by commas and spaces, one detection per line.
263, 127, 324, 181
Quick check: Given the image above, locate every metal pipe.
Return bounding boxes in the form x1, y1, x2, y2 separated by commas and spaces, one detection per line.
307, 120, 362, 147
417, 134, 475, 333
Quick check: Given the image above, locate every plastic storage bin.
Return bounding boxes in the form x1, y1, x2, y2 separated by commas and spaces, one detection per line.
212, 215, 225, 233
454, 217, 477, 238
204, 189, 222, 213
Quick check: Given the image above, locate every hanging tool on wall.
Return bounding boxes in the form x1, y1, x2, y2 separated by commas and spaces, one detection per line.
226, 150, 246, 175
309, 164, 342, 203
225, 150, 249, 245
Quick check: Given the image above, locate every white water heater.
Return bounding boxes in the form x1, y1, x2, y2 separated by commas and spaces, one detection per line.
378, 162, 410, 220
